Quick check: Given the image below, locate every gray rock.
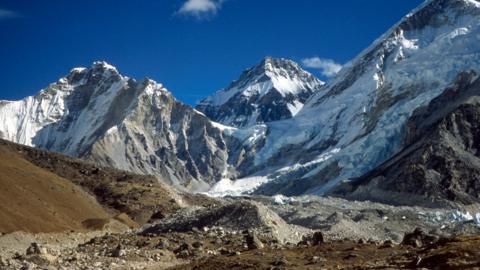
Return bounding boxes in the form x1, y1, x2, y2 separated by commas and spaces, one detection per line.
26, 243, 45, 256
297, 231, 324, 246
156, 239, 170, 250
244, 231, 264, 250
111, 244, 126, 257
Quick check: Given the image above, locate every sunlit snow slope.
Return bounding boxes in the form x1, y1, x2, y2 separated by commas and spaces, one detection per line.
211, 0, 480, 196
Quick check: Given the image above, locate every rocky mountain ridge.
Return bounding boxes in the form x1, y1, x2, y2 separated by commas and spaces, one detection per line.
0, 62, 236, 190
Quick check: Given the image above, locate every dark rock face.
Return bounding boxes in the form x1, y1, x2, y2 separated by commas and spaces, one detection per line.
399, 0, 480, 32
332, 71, 480, 207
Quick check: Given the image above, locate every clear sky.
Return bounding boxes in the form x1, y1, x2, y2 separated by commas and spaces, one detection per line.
0, 0, 423, 105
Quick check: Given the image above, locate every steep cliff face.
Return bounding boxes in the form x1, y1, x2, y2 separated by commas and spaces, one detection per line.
332, 71, 480, 207
196, 57, 324, 127
0, 62, 234, 190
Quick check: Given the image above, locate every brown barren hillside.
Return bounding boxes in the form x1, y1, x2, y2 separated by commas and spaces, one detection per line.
0, 144, 109, 233
0, 139, 218, 225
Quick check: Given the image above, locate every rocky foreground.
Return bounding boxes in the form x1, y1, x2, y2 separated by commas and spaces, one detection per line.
1, 196, 480, 269
3, 228, 480, 270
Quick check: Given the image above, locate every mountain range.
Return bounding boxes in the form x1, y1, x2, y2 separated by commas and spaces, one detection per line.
1, 0, 480, 206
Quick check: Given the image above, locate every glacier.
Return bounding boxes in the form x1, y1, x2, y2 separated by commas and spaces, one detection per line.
216, 0, 480, 196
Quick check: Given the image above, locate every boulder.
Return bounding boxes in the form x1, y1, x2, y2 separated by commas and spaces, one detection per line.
298, 231, 324, 246
401, 228, 439, 247
244, 231, 264, 250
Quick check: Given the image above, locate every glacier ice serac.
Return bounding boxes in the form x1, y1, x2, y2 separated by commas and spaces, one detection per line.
1, 0, 480, 197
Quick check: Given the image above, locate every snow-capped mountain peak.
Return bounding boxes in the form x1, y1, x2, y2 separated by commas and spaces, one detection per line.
0, 61, 234, 190
196, 57, 324, 127
0, 61, 129, 146
260, 57, 322, 96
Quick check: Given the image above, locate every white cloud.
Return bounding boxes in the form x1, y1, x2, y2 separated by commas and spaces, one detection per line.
178, 0, 224, 19
302, 57, 342, 78
0, 9, 19, 20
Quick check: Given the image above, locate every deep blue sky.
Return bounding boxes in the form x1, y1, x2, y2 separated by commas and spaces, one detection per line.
0, 0, 423, 105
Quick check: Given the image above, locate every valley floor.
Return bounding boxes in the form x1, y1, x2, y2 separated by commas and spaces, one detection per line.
1, 195, 480, 269
1, 226, 480, 269
173, 234, 480, 270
